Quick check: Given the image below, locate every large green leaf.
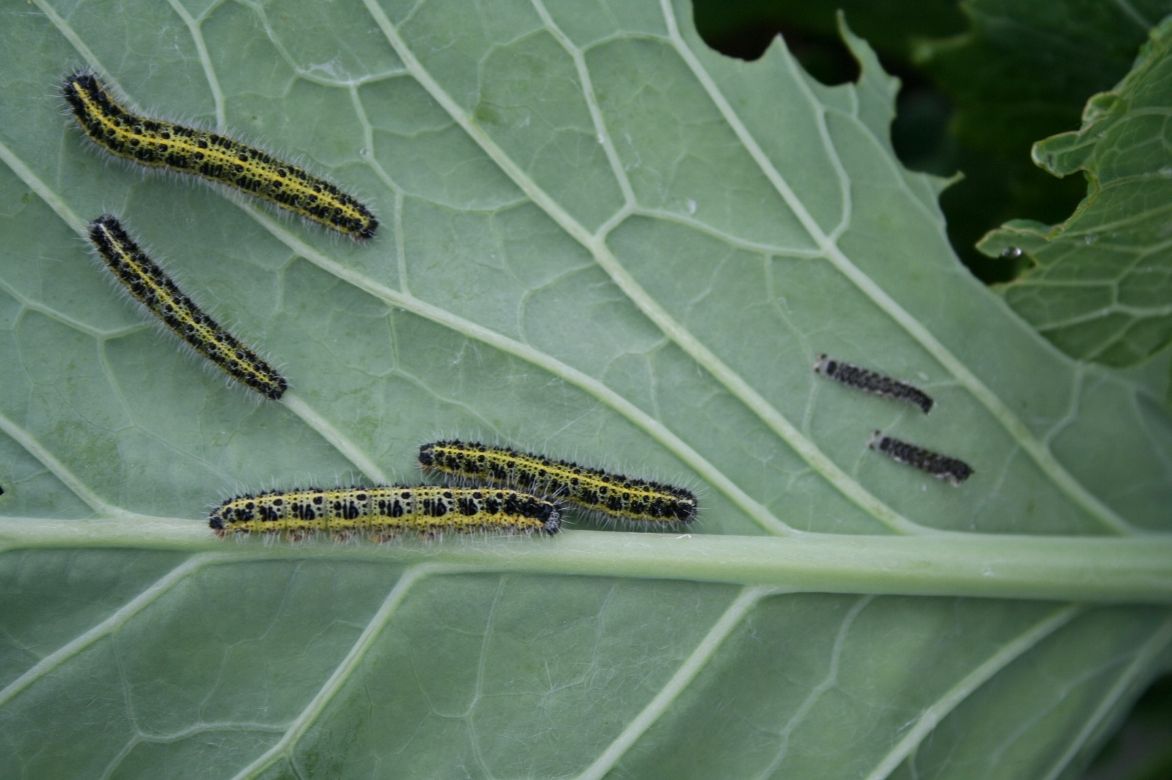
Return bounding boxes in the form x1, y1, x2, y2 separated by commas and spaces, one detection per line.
1, 1, 1170, 778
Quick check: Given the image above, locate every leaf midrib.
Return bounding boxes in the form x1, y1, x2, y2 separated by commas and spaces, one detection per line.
4, 520, 1171, 605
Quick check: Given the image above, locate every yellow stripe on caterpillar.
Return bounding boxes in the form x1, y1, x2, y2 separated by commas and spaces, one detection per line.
63, 70, 378, 240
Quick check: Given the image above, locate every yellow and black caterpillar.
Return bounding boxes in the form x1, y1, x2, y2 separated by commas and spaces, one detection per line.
87, 215, 287, 399
63, 71, 377, 240
210, 485, 561, 538
419, 440, 698, 525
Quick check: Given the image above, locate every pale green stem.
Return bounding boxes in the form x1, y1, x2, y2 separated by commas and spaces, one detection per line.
2, 520, 1170, 605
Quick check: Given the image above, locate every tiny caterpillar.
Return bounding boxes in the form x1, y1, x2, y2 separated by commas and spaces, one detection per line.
814, 354, 934, 414
419, 440, 698, 525
868, 431, 974, 486
210, 485, 561, 538
62, 70, 378, 240
87, 215, 287, 399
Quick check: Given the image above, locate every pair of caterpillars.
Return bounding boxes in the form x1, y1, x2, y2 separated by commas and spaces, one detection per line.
814, 354, 974, 486
210, 440, 699, 539
64, 71, 379, 401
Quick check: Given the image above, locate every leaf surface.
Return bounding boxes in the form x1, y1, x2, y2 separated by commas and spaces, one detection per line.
0, 1, 1170, 778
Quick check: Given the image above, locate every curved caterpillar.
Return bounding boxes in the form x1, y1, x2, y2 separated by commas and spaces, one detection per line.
62, 70, 377, 240
419, 440, 698, 525
87, 215, 287, 399
814, 354, 934, 414
868, 432, 974, 486
210, 485, 561, 538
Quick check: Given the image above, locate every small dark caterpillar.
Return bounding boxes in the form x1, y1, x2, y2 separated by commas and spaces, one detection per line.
868, 432, 974, 486
87, 215, 287, 399
62, 70, 378, 240
814, 354, 934, 414
419, 440, 698, 525
210, 485, 561, 538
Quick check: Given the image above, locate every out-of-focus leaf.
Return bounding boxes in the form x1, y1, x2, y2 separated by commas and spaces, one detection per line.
918, 0, 1166, 162
918, 0, 1167, 284
979, 17, 1172, 374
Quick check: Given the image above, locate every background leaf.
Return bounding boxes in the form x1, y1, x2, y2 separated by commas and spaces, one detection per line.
916, 0, 1169, 286
692, 0, 1166, 285
1, 1, 1170, 778
978, 18, 1172, 376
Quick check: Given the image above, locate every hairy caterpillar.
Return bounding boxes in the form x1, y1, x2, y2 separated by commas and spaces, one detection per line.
419, 440, 698, 525
62, 70, 377, 240
210, 485, 561, 538
814, 354, 934, 414
87, 215, 287, 399
868, 432, 974, 485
